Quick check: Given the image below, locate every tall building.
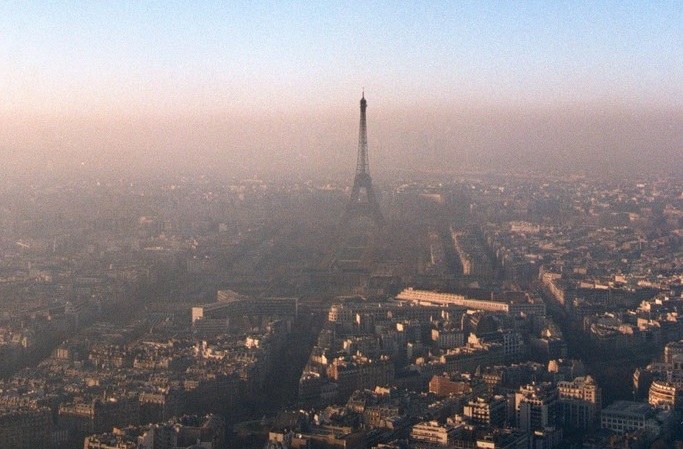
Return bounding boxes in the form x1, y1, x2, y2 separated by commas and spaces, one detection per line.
648, 380, 679, 410
342, 92, 384, 226
557, 375, 601, 429
515, 383, 559, 432
463, 395, 507, 427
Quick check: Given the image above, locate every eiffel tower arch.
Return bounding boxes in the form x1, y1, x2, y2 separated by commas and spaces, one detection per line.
342, 92, 384, 227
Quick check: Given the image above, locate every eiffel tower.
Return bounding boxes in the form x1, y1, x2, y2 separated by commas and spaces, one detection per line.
342, 92, 384, 226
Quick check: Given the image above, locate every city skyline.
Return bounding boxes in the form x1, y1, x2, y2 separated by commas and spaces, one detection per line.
2, 4, 683, 449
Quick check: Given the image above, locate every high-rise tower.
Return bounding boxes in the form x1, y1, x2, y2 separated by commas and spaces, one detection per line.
342, 92, 384, 226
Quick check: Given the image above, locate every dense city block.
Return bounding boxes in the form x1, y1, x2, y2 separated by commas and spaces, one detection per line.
0, 171, 680, 449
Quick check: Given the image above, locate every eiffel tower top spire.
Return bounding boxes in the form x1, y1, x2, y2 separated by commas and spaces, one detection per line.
356, 92, 369, 176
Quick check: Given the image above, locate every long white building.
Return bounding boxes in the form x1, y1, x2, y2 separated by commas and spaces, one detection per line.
395, 288, 546, 317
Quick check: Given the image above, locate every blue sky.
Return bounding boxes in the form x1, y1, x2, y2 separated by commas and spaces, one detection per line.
3, 1, 682, 114
1, 2, 682, 177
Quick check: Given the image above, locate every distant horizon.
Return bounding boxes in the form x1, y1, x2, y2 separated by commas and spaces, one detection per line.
2, 100, 681, 181
2, 2, 682, 180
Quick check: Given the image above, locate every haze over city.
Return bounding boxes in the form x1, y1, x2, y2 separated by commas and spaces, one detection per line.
2, 3, 683, 449
2, 2, 682, 178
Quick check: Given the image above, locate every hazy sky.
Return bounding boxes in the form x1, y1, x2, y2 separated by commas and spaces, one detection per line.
2, 2, 682, 178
